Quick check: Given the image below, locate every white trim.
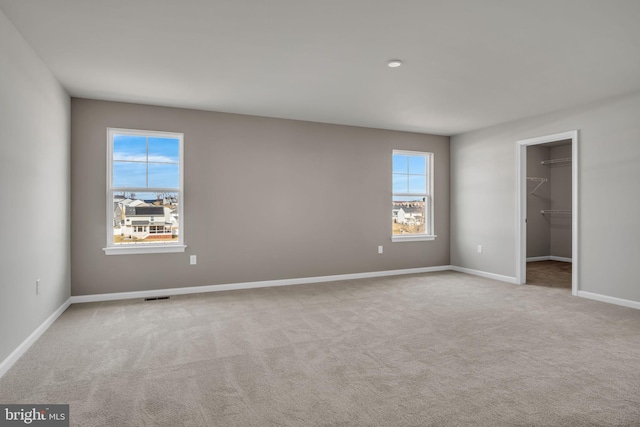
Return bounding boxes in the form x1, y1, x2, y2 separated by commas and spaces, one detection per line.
393, 149, 430, 157
516, 139, 527, 284
571, 137, 579, 296
392, 234, 437, 242
578, 291, 640, 311
70, 266, 454, 304
0, 299, 71, 379
450, 266, 519, 284
103, 244, 186, 255
516, 130, 579, 296
526, 256, 572, 263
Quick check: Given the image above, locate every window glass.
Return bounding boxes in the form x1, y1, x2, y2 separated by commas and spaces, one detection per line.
107, 129, 183, 253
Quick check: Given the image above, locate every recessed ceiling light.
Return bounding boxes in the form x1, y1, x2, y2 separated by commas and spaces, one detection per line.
387, 59, 402, 68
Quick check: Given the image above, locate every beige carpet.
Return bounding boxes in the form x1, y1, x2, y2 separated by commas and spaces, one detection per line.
1, 271, 640, 426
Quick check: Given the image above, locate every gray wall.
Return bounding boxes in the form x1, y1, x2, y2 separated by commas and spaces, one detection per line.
549, 144, 572, 259
451, 90, 640, 302
71, 99, 450, 296
526, 145, 551, 258
0, 11, 70, 363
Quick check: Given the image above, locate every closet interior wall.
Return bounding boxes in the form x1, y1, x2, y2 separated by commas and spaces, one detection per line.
549, 144, 572, 260
526, 142, 572, 261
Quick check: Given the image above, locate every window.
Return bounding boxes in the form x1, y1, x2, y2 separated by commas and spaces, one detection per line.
104, 128, 185, 254
392, 150, 435, 242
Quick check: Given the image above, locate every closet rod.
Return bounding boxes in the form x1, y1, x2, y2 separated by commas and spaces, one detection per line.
541, 210, 571, 214
541, 158, 571, 165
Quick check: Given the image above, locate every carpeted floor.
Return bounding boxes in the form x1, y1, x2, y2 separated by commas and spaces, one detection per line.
527, 261, 572, 288
1, 271, 639, 426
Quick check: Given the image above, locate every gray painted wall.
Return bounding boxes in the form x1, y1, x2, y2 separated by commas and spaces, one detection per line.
0, 11, 70, 363
526, 145, 551, 258
451, 90, 640, 302
549, 144, 572, 259
71, 99, 450, 296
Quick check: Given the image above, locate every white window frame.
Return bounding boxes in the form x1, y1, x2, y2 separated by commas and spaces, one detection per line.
103, 128, 186, 255
392, 149, 436, 242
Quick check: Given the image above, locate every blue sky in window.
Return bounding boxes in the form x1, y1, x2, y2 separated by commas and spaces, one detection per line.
392, 154, 426, 175
113, 134, 180, 188
392, 154, 427, 193
392, 175, 427, 193
113, 135, 179, 163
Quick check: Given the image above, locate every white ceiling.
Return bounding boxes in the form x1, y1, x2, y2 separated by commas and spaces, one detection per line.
2, 0, 640, 135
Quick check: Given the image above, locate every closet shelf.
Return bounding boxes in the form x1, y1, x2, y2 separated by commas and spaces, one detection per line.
541, 210, 572, 214
541, 157, 571, 165
527, 177, 547, 194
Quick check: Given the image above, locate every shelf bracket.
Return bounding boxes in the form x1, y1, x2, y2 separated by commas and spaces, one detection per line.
527, 177, 547, 195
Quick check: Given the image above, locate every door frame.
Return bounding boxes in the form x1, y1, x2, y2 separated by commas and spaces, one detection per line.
516, 130, 579, 295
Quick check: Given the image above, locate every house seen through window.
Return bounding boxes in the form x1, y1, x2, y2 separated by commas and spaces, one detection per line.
104, 128, 185, 254
392, 150, 434, 241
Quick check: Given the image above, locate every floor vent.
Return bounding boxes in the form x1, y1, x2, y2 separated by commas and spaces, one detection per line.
144, 296, 171, 301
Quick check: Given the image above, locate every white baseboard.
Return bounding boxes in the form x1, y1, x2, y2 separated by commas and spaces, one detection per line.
577, 291, 640, 310
527, 256, 551, 262
450, 266, 519, 284
0, 298, 71, 379
70, 265, 453, 304
527, 256, 572, 263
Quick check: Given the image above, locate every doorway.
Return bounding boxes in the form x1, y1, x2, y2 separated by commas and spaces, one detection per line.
516, 131, 579, 295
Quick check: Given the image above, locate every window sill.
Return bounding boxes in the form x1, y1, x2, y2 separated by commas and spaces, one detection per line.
103, 245, 187, 255
392, 234, 437, 243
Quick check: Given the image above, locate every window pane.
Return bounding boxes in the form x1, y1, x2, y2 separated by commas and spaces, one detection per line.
148, 163, 179, 188
113, 135, 146, 162
392, 155, 408, 173
112, 191, 179, 245
408, 156, 426, 175
408, 175, 427, 193
392, 196, 426, 235
393, 174, 408, 193
113, 161, 146, 187
148, 137, 179, 163
108, 129, 183, 250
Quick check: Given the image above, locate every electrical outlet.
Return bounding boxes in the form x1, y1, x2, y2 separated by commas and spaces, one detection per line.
36, 279, 40, 295
378, 245, 383, 254
190, 255, 197, 265
477, 245, 483, 254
